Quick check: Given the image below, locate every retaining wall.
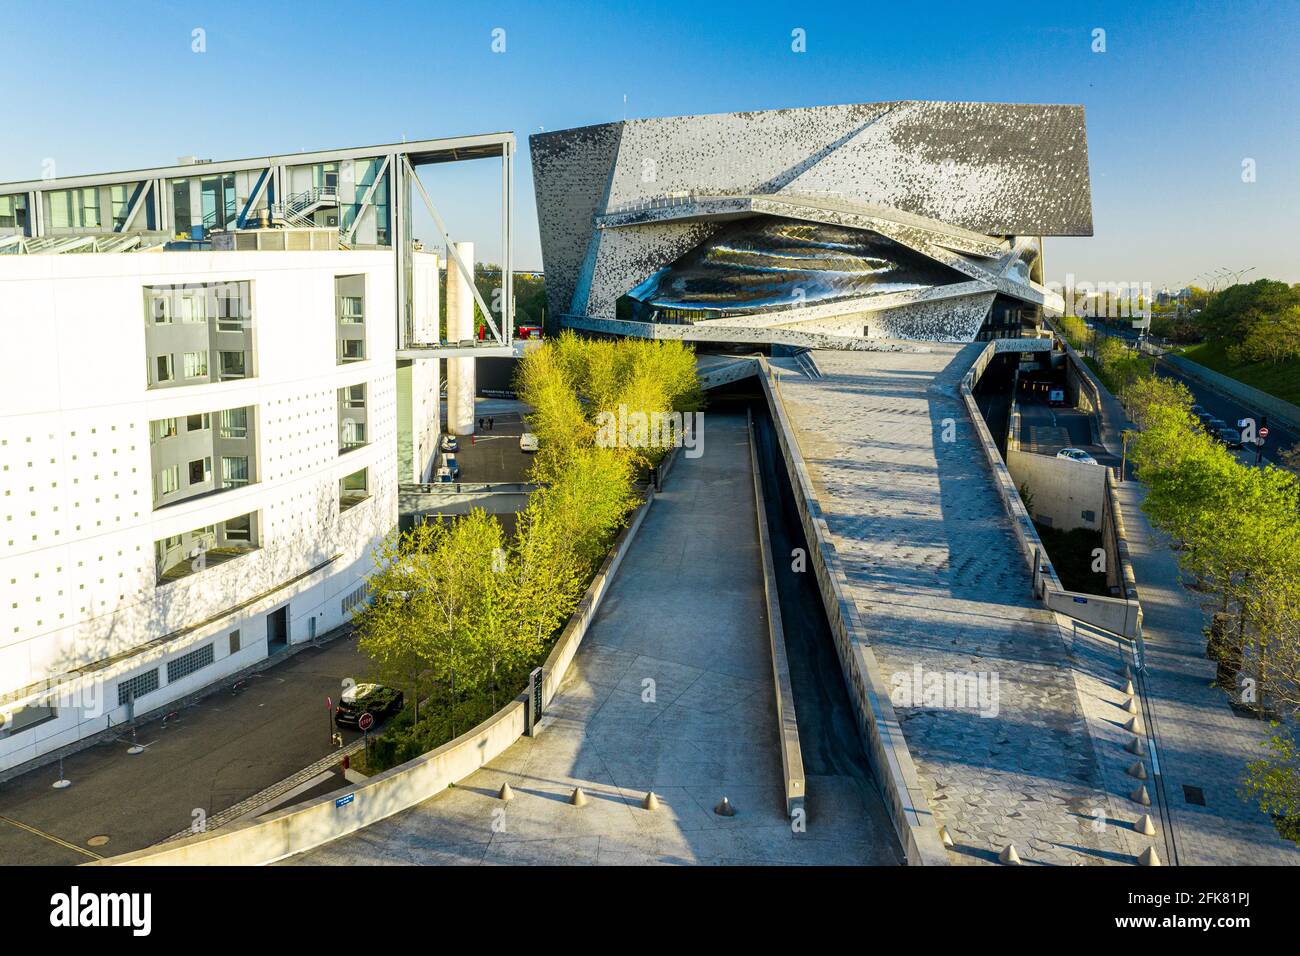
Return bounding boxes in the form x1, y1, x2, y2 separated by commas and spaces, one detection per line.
745, 407, 806, 819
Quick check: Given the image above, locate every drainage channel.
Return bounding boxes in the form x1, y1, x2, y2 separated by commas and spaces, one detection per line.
739, 392, 902, 861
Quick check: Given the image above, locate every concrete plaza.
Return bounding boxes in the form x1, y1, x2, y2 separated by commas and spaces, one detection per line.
287, 411, 899, 865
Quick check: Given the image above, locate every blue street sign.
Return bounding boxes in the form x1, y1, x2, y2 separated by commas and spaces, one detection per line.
335, 793, 355, 809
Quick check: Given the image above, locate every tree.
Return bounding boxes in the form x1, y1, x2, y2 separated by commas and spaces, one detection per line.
353, 523, 444, 722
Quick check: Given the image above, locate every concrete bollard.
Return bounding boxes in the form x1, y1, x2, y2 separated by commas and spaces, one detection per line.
1123, 679, 1136, 696
569, 787, 588, 807
1138, 845, 1162, 866
1130, 784, 1151, 806
498, 782, 514, 801
642, 791, 659, 811
999, 844, 1022, 865
939, 825, 954, 848
1134, 814, 1156, 836
1126, 762, 1148, 780
1123, 697, 1139, 715
1126, 736, 1146, 756
1123, 716, 1142, 733
714, 796, 736, 817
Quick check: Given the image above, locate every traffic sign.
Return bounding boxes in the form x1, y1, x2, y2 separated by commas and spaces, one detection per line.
326, 695, 333, 711
358, 712, 374, 732
1259, 427, 1269, 439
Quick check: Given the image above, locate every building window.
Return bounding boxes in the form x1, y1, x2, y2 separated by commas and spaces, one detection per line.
188, 457, 211, 485
156, 465, 180, 497
228, 629, 241, 654
166, 644, 214, 683
224, 513, 252, 541
151, 405, 255, 509
219, 407, 248, 438
336, 275, 366, 365
218, 351, 247, 379
338, 383, 368, 453
155, 512, 258, 583
183, 350, 209, 379
221, 456, 249, 488
0, 701, 57, 739
49, 187, 101, 229
155, 354, 174, 383
145, 281, 254, 389
339, 468, 369, 512
0, 194, 28, 230
117, 669, 160, 706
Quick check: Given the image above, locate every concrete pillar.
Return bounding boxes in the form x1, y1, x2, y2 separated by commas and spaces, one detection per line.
445, 241, 476, 436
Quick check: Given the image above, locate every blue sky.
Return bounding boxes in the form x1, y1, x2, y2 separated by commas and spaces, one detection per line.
3, 0, 1297, 287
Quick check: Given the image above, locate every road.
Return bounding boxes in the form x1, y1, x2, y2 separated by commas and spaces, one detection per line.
0, 631, 372, 865
1086, 322, 1297, 468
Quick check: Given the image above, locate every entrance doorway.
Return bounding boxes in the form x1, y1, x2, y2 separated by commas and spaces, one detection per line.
267, 605, 289, 654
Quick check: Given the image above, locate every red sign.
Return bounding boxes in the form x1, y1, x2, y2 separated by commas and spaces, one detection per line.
1259, 428, 1270, 439
358, 712, 374, 732
326, 695, 333, 711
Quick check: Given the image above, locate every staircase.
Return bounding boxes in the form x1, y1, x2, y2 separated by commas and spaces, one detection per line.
267, 187, 348, 248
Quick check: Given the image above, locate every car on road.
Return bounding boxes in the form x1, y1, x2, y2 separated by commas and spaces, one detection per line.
519, 432, 539, 452
442, 454, 460, 480
1057, 447, 1099, 466
1216, 427, 1244, 449
334, 683, 404, 728
440, 434, 458, 453
1048, 387, 1067, 407
1196, 411, 1215, 428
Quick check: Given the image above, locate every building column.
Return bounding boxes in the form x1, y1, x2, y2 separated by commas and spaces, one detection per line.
445, 241, 476, 436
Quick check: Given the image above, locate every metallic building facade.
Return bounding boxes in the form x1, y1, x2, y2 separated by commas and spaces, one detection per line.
531, 101, 1093, 347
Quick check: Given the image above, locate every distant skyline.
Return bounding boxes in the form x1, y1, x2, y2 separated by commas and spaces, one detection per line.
3, 0, 1296, 287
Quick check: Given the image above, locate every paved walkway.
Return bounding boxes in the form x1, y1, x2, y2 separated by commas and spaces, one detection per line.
774, 346, 1136, 865
287, 411, 899, 865
1113, 480, 1299, 863
0, 632, 371, 865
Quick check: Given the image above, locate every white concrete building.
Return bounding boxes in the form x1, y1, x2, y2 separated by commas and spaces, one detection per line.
0, 135, 517, 772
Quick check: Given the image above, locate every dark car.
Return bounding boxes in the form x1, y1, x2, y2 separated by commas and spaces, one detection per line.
1217, 427, 1244, 449
334, 683, 404, 728
1206, 417, 1227, 434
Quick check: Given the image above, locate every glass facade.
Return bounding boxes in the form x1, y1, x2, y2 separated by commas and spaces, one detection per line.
621, 216, 966, 322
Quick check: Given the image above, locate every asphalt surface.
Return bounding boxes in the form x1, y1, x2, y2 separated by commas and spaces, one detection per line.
1086, 323, 1297, 467
0, 632, 373, 865
1016, 394, 1117, 464
444, 398, 534, 484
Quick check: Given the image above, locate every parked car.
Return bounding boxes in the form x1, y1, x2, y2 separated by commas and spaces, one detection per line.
1206, 418, 1228, 434
1217, 427, 1244, 449
1048, 387, 1067, 407
442, 454, 460, 480
334, 683, 404, 728
1056, 447, 1099, 466
519, 432, 539, 453
1196, 411, 1215, 428
1190, 404, 1206, 418
440, 434, 458, 453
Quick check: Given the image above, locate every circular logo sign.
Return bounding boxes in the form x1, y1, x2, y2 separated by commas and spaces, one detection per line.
358, 712, 374, 732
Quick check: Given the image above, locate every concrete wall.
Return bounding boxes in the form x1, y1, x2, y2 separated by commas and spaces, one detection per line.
756, 359, 946, 865
745, 408, 806, 819
0, 250, 399, 772
961, 342, 1143, 639
1006, 448, 1107, 531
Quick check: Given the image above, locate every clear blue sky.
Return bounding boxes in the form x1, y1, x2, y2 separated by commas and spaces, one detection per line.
3, 0, 1297, 288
